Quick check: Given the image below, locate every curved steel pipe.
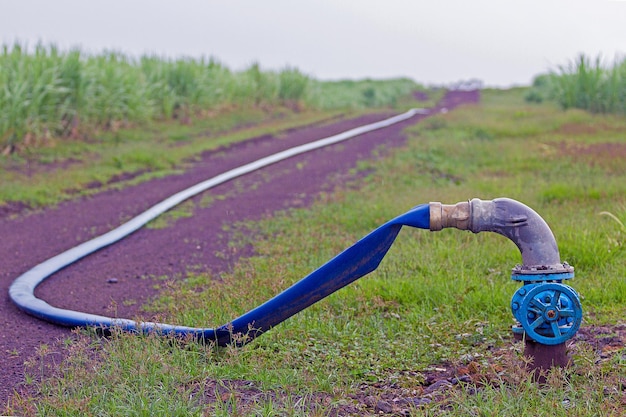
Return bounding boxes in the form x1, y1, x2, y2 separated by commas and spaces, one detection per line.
430, 198, 580, 353
430, 198, 570, 272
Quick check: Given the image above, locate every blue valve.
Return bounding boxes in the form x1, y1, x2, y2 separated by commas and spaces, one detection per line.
511, 282, 582, 345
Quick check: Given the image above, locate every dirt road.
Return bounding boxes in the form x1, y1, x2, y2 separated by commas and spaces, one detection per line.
0, 90, 479, 405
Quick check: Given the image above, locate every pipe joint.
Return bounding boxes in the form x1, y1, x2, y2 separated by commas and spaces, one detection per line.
429, 201, 470, 231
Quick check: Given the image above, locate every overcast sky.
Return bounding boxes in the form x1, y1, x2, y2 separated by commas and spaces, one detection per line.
1, 0, 624, 87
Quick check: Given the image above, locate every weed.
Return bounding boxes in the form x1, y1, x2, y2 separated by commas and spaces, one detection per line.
599, 210, 625, 232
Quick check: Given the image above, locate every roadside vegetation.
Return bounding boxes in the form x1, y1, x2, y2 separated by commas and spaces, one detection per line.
7, 80, 626, 415
0, 43, 433, 214
0, 43, 425, 155
525, 53, 625, 115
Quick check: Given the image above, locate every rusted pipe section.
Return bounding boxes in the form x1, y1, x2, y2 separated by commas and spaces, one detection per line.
515, 333, 569, 371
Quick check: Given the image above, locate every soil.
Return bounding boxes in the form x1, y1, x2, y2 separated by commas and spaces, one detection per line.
0, 91, 483, 407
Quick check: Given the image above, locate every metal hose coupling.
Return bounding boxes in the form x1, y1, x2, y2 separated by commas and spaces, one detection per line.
430, 198, 582, 345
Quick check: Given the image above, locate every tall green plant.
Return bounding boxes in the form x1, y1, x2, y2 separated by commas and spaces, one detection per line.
0, 43, 424, 152
0, 43, 73, 147
549, 54, 625, 114
278, 67, 310, 104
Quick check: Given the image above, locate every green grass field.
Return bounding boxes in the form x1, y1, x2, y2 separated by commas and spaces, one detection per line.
7, 86, 626, 415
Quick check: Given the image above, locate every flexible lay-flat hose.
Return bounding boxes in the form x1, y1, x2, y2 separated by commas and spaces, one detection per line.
9, 108, 430, 346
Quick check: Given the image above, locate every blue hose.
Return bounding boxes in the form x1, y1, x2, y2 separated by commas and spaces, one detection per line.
9, 110, 431, 346
11, 204, 429, 346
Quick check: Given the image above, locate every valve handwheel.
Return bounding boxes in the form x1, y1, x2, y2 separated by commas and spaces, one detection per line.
517, 282, 582, 345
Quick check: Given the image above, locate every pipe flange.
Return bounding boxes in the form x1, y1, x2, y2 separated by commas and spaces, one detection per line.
512, 262, 574, 275
511, 263, 575, 282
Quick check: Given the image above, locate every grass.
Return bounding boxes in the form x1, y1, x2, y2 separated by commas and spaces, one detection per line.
0, 105, 344, 210
308, 78, 439, 110
7, 88, 626, 415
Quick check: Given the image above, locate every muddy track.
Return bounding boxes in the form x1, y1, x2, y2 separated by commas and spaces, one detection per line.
0, 90, 479, 405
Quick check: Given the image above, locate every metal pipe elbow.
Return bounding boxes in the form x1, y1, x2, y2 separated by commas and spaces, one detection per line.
430, 198, 570, 272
